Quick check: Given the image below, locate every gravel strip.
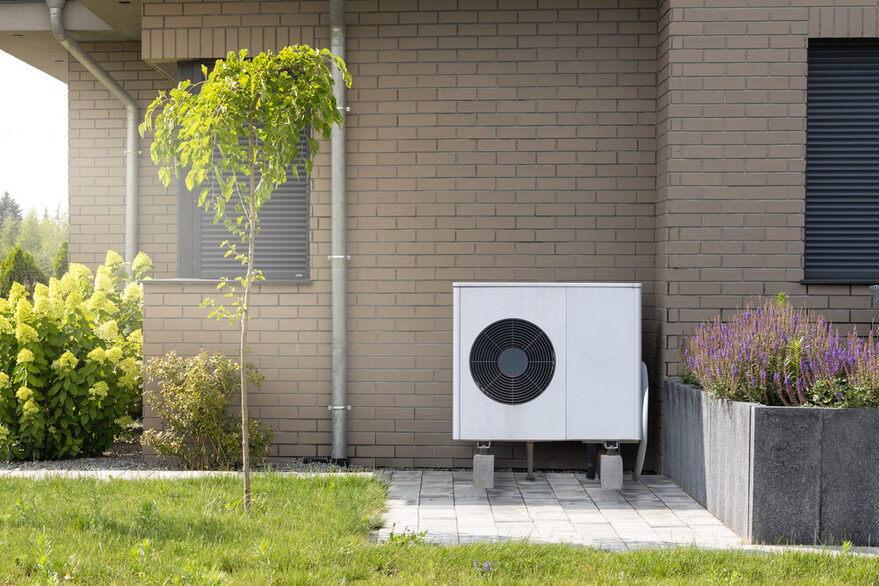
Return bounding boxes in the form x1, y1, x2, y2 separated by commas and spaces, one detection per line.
0, 455, 164, 472
0, 427, 355, 474
0, 457, 360, 474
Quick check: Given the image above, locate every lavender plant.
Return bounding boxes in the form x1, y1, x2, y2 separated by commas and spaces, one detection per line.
681, 296, 879, 407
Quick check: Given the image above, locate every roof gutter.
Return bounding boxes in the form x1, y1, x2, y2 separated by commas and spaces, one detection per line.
329, 0, 349, 464
46, 0, 138, 273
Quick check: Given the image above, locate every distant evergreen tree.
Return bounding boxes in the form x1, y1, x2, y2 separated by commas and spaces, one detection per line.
0, 192, 22, 230
0, 215, 19, 260
0, 246, 47, 297
53, 240, 68, 279
17, 210, 41, 254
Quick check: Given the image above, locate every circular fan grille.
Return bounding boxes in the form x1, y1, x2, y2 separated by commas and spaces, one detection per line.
469, 318, 556, 405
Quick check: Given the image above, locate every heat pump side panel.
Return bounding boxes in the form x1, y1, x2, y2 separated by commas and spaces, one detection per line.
565, 285, 641, 441
456, 286, 567, 441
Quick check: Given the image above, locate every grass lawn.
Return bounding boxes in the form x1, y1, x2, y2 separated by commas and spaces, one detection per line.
0, 474, 877, 584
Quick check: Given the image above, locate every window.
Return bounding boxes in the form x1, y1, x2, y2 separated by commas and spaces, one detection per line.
176, 61, 310, 281
805, 41, 879, 283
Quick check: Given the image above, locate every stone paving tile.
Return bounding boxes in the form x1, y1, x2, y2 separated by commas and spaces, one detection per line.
497, 522, 538, 539
652, 526, 701, 544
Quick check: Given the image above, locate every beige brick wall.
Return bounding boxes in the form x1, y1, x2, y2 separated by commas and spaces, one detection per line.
131, 0, 659, 469
656, 0, 879, 381
68, 42, 176, 275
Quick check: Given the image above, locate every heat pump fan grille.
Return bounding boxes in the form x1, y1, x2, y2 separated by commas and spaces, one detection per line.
469, 318, 556, 405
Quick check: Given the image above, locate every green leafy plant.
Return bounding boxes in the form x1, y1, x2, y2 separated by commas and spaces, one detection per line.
141, 46, 349, 507
141, 350, 273, 470
53, 241, 68, 279
252, 539, 276, 581
0, 246, 47, 297
34, 532, 60, 585
129, 538, 153, 581
0, 250, 150, 460
386, 529, 427, 548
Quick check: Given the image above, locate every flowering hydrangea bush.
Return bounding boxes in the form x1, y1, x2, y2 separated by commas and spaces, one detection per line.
0, 250, 151, 460
681, 295, 879, 407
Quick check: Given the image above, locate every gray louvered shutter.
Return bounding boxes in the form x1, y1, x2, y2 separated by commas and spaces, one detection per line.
177, 61, 310, 281
805, 41, 879, 283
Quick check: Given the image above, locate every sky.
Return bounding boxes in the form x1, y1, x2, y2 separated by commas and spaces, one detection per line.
0, 49, 68, 216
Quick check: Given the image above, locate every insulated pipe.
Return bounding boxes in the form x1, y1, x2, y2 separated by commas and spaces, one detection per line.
46, 0, 138, 272
329, 0, 348, 462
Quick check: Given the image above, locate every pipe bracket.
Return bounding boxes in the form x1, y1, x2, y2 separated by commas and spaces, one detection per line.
328, 405, 351, 411
327, 255, 350, 261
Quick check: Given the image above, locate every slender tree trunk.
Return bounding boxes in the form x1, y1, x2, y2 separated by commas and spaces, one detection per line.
241, 159, 256, 511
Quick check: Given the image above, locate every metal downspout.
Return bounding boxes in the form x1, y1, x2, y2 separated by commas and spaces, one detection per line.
46, 0, 138, 272
329, 0, 349, 463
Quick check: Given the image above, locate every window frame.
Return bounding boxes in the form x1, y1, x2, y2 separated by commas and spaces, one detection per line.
804, 39, 879, 284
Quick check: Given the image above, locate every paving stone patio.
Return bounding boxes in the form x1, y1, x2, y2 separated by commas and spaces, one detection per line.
376, 470, 746, 549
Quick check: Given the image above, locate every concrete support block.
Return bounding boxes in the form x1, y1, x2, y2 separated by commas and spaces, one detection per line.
600, 453, 623, 490
473, 454, 494, 489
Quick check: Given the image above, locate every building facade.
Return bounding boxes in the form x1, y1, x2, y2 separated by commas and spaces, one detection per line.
2, 0, 878, 470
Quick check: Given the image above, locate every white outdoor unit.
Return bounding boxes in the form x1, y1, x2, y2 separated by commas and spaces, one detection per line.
453, 282, 648, 473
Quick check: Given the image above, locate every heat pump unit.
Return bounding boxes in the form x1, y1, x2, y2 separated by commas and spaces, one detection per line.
453, 282, 646, 451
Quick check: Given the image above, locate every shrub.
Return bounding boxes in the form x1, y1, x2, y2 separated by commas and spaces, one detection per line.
681, 296, 879, 407
53, 241, 68, 279
0, 246, 47, 297
0, 250, 151, 460
142, 351, 273, 470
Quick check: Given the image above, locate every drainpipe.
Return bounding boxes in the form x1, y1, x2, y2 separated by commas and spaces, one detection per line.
46, 0, 138, 273
329, 0, 349, 463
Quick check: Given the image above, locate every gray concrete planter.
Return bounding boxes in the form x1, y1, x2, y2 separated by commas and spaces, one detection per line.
663, 380, 879, 545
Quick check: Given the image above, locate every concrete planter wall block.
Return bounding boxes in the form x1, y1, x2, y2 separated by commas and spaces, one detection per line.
663, 380, 879, 545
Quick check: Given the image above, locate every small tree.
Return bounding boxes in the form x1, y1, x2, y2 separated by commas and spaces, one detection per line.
141, 46, 349, 509
53, 241, 69, 279
0, 246, 47, 297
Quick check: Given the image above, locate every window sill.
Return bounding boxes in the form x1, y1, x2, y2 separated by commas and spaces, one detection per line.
142, 278, 313, 286
800, 279, 879, 286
